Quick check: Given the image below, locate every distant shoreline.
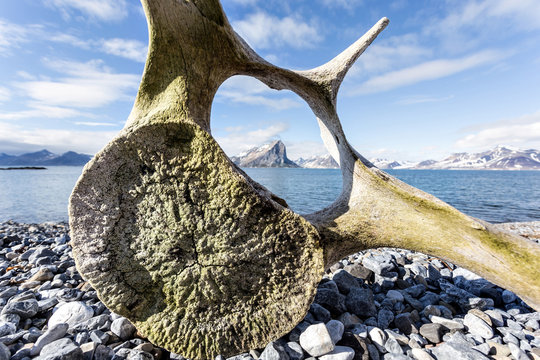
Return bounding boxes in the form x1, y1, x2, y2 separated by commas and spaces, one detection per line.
0, 166, 47, 170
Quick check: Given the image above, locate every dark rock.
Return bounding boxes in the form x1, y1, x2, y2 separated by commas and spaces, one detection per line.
394, 313, 414, 335
333, 270, 361, 294
315, 288, 347, 315
309, 303, 331, 323
377, 308, 394, 329
343, 264, 372, 281
1, 299, 39, 318
345, 288, 377, 318
337, 332, 369, 360
37, 338, 83, 360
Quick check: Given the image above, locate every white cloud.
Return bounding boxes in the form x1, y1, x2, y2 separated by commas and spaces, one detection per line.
0, 20, 42, 54
286, 141, 328, 160
319, 0, 362, 10
396, 95, 454, 105
0, 105, 86, 120
215, 76, 301, 110
232, 12, 321, 49
352, 50, 503, 94
0, 122, 117, 155
0, 87, 10, 103
215, 123, 289, 156
14, 59, 140, 109
44, 0, 128, 22
456, 110, 540, 150
100, 38, 147, 62
350, 34, 432, 75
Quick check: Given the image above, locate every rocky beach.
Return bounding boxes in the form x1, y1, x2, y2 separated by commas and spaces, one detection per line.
0, 220, 538, 360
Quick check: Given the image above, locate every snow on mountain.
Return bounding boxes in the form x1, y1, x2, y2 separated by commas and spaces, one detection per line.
296, 154, 339, 169
231, 140, 299, 168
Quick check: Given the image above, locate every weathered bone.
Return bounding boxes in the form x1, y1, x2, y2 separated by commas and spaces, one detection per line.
69, 1, 540, 359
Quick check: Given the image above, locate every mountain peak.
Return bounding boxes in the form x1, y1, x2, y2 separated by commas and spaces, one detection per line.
0, 150, 91, 166
232, 140, 298, 168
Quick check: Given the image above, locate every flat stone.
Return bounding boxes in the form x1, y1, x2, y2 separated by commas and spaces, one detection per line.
386, 290, 404, 303
345, 288, 377, 318
468, 309, 492, 326
362, 256, 394, 276
80, 342, 96, 360
318, 346, 355, 360
259, 341, 289, 360
48, 302, 94, 329
326, 320, 345, 345
30, 268, 55, 282
463, 313, 493, 339
385, 330, 408, 346
486, 341, 510, 357
1, 299, 39, 318
507, 343, 529, 360
37, 338, 83, 360
299, 323, 335, 357
419, 323, 448, 344
31, 323, 69, 356
429, 316, 464, 331
410, 348, 434, 360
431, 341, 489, 360
0, 322, 16, 337
343, 264, 372, 280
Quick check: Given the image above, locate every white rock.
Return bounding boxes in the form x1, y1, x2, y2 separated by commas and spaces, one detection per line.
464, 313, 494, 339
318, 346, 355, 360
368, 326, 387, 352
326, 320, 344, 345
411, 348, 435, 360
111, 317, 137, 341
299, 323, 335, 357
31, 323, 69, 355
48, 302, 94, 329
508, 343, 529, 360
429, 316, 464, 330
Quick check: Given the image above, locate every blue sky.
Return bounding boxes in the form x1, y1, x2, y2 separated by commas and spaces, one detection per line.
0, 0, 539, 161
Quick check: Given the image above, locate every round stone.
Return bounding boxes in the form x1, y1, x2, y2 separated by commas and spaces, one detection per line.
48, 302, 94, 328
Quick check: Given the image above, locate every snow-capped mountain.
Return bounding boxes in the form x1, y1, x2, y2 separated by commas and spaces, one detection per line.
231, 140, 299, 168
415, 146, 540, 170
371, 146, 540, 170
296, 154, 339, 169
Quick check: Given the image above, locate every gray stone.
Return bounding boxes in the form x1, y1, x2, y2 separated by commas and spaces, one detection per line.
310, 303, 331, 323
73, 314, 110, 332
1, 299, 39, 318
419, 323, 447, 344
37, 338, 83, 360
126, 350, 153, 360
463, 313, 493, 339
0, 322, 16, 337
430, 341, 489, 360
0, 343, 9, 360
31, 323, 69, 356
384, 336, 402, 354
299, 323, 335, 357
0, 330, 25, 344
472, 343, 490, 356
326, 320, 344, 345
367, 344, 380, 360
111, 318, 136, 341
345, 288, 377, 318
385, 330, 408, 346
377, 308, 394, 329
90, 330, 109, 345
501, 289, 517, 304
259, 341, 289, 360
48, 302, 94, 329
508, 343, 529, 360
386, 290, 404, 303
333, 270, 360, 294
343, 264, 372, 280
337, 312, 360, 328
362, 256, 395, 276
318, 346, 355, 360
284, 342, 304, 360
368, 326, 387, 352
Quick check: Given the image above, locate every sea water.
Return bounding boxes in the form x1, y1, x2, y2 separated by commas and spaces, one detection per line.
0, 166, 538, 224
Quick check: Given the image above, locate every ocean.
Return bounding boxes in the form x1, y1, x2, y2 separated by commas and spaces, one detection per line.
0, 166, 538, 224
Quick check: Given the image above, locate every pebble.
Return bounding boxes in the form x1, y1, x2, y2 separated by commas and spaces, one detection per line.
48, 302, 94, 329
31, 323, 69, 355
419, 323, 447, 344
110, 318, 136, 341
318, 346, 355, 360
325, 320, 344, 345
299, 323, 335, 357
463, 313, 494, 339
37, 338, 83, 360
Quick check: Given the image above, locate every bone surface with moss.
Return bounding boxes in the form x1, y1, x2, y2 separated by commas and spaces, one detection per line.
68, 0, 540, 359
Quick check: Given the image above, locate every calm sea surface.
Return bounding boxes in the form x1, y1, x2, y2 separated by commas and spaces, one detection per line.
0, 166, 538, 224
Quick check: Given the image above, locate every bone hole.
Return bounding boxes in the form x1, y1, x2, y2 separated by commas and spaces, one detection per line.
211, 75, 343, 215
